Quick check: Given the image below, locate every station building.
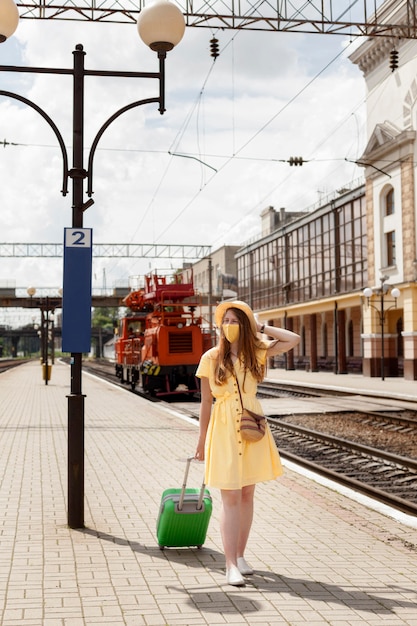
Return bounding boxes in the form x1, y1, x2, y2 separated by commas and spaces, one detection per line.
198, 1, 417, 381
349, 6, 417, 381
237, 192, 369, 376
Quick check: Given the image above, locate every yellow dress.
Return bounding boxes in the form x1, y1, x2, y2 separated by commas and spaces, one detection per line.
196, 347, 284, 490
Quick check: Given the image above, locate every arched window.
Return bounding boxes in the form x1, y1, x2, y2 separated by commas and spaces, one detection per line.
380, 186, 396, 268
385, 187, 394, 215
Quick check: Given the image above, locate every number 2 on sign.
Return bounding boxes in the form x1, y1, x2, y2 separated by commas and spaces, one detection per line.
65, 228, 92, 248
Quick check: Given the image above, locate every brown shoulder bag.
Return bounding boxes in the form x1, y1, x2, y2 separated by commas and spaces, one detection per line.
235, 376, 266, 442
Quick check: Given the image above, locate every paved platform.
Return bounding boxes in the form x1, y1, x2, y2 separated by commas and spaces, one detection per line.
1, 360, 417, 626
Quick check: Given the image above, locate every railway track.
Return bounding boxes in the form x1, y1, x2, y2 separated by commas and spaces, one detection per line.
82, 358, 417, 517
0, 358, 31, 374
269, 419, 417, 516
258, 381, 347, 398
258, 380, 417, 432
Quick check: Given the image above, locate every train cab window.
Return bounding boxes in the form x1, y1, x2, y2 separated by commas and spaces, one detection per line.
128, 320, 144, 335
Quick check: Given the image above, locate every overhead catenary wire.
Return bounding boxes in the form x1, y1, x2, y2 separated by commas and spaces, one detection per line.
1, 37, 367, 210
1, 30, 368, 283
0, 19, 402, 298
153, 37, 364, 244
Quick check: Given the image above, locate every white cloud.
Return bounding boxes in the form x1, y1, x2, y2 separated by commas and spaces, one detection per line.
0, 16, 367, 326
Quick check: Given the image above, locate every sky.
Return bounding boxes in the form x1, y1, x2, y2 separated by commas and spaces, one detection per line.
0, 6, 368, 326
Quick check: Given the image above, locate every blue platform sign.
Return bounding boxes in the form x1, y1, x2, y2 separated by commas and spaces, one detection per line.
62, 228, 93, 353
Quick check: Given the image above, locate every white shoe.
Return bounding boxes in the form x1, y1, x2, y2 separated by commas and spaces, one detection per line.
237, 557, 254, 575
226, 565, 245, 586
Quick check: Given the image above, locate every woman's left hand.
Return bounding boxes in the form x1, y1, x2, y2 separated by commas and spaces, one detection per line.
194, 442, 205, 461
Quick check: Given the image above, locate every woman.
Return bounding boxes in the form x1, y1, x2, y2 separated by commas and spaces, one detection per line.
195, 301, 300, 586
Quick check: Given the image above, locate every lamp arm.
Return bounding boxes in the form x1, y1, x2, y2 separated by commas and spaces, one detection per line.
365, 301, 382, 320
86, 96, 160, 197
365, 300, 397, 323
0, 90, 69, 196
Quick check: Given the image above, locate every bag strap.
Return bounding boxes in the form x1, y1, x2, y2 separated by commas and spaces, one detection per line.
235, 375, 265, 424
234, 374, 244, 412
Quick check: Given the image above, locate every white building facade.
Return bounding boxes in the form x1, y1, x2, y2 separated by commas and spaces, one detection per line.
350, 0, 417, 379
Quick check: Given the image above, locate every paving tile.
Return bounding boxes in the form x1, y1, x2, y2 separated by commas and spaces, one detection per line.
1, 361, 417, 626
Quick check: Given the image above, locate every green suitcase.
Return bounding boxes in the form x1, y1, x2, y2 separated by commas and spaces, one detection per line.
156, 458, 212, 549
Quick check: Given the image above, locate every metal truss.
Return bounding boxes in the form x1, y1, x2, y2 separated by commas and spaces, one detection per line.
13, 1, 417, 38
0, 242, 211, 259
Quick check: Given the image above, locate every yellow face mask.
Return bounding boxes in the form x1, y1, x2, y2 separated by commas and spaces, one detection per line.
222, 324, 240, 343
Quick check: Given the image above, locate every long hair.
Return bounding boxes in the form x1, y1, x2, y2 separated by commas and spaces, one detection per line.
214, 307, 265, 386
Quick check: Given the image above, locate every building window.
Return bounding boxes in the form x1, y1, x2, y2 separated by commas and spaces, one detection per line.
385, 187, 394, 215
236, 188, 367, 307
386, 231, 396, 266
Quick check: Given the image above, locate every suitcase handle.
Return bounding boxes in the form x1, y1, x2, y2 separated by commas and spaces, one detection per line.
178, 456, 206, 512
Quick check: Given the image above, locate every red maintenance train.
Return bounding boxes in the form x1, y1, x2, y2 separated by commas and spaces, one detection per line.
115, 272, 212, 396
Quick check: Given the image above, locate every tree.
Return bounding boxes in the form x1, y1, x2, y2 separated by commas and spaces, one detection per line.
91, 307, 119, 331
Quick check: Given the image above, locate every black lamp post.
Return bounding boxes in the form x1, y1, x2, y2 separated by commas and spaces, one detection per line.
1, 0, 185, 528
27, 287, 55, 385
363, 276, 400, 381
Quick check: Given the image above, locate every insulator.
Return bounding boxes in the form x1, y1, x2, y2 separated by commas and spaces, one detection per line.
390, 49, 399, 72
210, 37, 219, 59
289, 156, 303, 166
